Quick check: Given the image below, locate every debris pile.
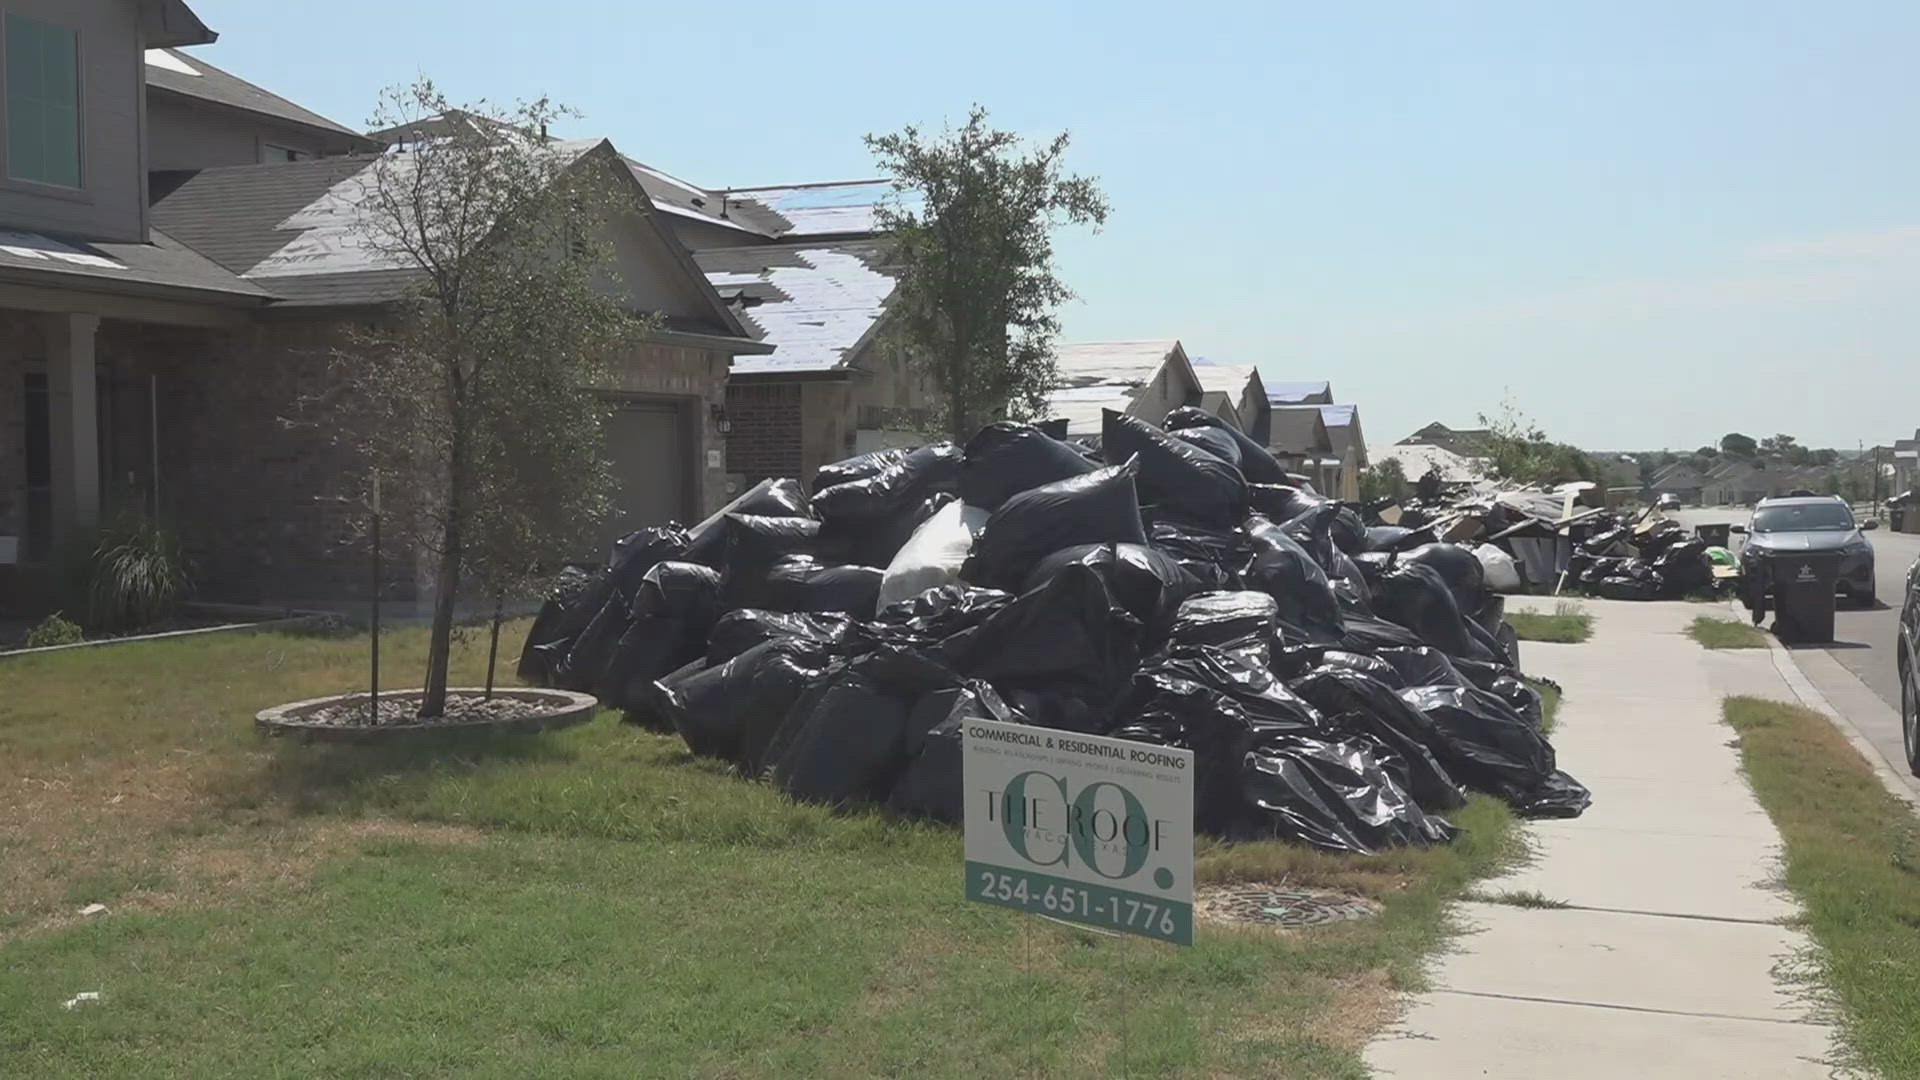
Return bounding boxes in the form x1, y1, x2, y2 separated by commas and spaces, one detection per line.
521, 411, 1589, 855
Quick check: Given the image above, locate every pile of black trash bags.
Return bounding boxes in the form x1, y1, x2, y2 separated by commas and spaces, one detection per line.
518, 407, 1589, 856
1564, 516, 1714, 601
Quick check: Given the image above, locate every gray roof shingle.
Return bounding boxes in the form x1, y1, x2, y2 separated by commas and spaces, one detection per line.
0, 227, 270, 301
146, 49, 374, 145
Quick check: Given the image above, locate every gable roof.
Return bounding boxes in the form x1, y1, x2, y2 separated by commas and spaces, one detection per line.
1320, 404, 1365, 465
1190, 361, 1258, 399
1268, 405, 1333, 456
145, 49, 376, 149
697, 240, 896, 375
1044, 340, 1197, 436
151, 141, 754, 340
144, 0, 217, 48
1266, 380, 1331, 405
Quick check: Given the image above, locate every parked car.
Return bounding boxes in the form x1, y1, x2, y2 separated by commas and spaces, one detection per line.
1899, 559, 1920, 775
1655, 492, 1683, 511
1733, 495, 1878, 607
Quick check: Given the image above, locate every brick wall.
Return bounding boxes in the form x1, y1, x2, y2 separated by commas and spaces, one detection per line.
725, 380, 803, 481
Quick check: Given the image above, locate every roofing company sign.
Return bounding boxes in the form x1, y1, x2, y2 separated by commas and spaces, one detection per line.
963, 720, 1193, 945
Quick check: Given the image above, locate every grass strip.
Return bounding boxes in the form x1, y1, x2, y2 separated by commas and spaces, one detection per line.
1722, 696, 1920, 1077
1687, 615, 1767, 649
1507, 603, 1593, 645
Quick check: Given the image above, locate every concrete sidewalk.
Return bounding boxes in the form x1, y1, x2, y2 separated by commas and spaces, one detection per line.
1365, 599, 1843, 1079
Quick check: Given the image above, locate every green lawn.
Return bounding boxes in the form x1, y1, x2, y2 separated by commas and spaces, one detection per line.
0, 623, 1535, 1077
1507, 603, 1594, 645
1687, 615, 1768, 649
1722, 697, 1920, 1078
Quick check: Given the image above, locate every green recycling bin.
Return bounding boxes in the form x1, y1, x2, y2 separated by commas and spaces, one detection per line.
1766, 550, 1841, 644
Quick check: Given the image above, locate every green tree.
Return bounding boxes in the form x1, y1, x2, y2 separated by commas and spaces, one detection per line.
1475, 398, 1596, 486
866, 107, 1109, 442
1721, 432, 1758, 457
338, 80, 648, 717
1360, 457, 1410, 502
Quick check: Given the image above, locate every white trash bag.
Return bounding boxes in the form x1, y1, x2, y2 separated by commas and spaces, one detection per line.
876, 500, 989, 610
1473, 544, 1524, 593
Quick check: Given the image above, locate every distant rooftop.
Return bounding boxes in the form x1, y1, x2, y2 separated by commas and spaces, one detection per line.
1267, 380, 1331, 405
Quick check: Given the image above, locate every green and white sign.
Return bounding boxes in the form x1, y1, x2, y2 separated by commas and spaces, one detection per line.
963, 719, 1194, 946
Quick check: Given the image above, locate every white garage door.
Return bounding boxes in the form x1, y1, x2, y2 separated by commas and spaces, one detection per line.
603, 397, 691, 550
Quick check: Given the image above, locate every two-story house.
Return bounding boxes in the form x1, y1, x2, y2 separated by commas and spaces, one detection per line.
1, 1, 764, 610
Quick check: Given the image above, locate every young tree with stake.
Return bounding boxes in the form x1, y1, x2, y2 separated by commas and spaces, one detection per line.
866, 107, 1108, 443
339, 80, 649, 718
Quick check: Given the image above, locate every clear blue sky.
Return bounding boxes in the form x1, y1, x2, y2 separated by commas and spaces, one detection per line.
188, 0, 1918, 451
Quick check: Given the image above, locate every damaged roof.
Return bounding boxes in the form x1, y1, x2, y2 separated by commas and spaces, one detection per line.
697, 240, 897, 375
1190, 360, 1258, 398
1268, 405, 1333, 455
721, 180, 895, 239
1044, 341, 1196, 437
145, 49, 375, 147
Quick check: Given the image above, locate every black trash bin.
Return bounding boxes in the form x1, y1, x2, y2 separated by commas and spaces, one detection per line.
1695, 523, 1732, 548
1766, 551, 1842, 644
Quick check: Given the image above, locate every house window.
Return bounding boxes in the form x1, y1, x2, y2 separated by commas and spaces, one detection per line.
4, 14, 81, 188
261, 144, 311, 164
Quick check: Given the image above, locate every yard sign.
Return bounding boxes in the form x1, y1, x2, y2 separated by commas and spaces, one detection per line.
963, 720, 1194, 946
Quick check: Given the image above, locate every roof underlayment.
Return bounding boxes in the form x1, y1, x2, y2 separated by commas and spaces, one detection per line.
698, 241, 896, 374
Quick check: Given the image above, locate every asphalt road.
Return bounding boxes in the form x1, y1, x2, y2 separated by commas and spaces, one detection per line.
1672, 507, 1920, 711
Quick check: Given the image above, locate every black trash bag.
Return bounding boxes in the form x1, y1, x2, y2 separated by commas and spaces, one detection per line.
1371, 561, 1493, 661
1489, 674, 1545, 729
1329, 550, 1374, 615
630, 561, 723, 624
1593, 575, 1660, 601
1313, 650, 1403, 686
887, 682, 1027, 824
1147, 519, 1251, 590
1279, 502, 1345, 574
1372, 645, 1469, 688
1329, 506, 1368, 556
1022, 543, 1202, 645
963, 459, 1147, 591
1111, 645, 1325, 831
1518, 769, 1594, 819
721, 513, 822, 587
1288, 668, 1467, 811
1166, 590, 1278, 662
766, 650, 949, 806
960, 422, 1096, 510
873, 584, 1013, 642
732, 556, 885, 618
657, 638, 834, 768
705, 608, 857, 665
813, 447, 907, 490
1579, 556, 1625, 588
1170, 425, 1243, 467
1242, 514, 1345, 642
1652, 539, 1711, 596
1233, 734, 1459, 853
730, 477, 813, 519
517, 566, 600, 684
1350, 550, 1396, 586
1448, 656, 1509, 691
1248, 483, 1325, 524
1399, 685, 1586, 817
608, 524, 692, 598
1398, 543, 1487, 613
601, 615, 704, 716
557, 594, 631, 693
1102, 410, 1248, 527
949, 564, 1143, 732
1164, 406, 1292, 484
1335, 612, 1428, 654
811, 443, 962, 525
1364, 525, 1439, 553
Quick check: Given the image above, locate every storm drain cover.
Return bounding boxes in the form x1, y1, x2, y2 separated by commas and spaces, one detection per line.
1196, 885, 1381, 928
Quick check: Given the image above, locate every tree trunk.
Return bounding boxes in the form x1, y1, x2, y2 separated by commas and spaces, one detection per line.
419, 532, 461, 718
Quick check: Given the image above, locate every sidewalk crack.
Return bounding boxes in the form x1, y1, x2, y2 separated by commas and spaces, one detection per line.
1434, 988, 1822, 1026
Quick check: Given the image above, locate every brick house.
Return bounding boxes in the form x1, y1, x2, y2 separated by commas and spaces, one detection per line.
0, 0, 763, 610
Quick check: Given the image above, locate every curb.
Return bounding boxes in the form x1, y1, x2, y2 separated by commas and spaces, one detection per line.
1757, 619, 1920, 816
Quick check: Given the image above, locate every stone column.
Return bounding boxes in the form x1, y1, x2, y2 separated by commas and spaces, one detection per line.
46, 312, 101, 541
